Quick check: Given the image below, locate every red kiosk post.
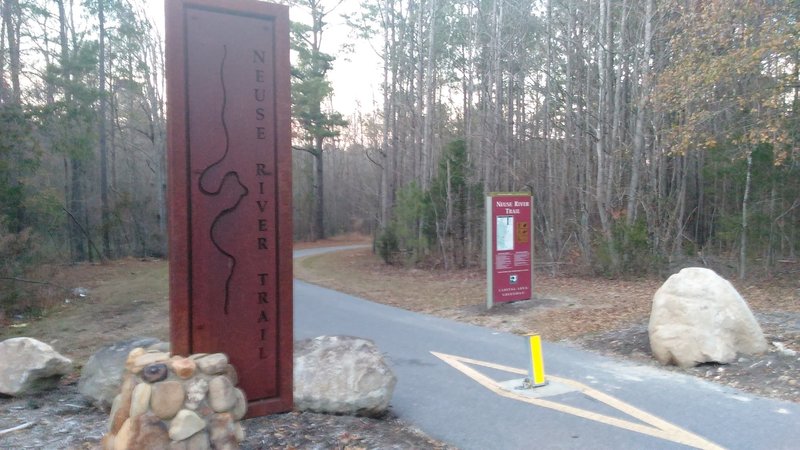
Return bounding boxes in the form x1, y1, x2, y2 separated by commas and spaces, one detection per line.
486, 193, 534, 308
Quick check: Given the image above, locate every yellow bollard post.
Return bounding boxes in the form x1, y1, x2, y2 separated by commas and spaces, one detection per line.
526, 334, 547, 387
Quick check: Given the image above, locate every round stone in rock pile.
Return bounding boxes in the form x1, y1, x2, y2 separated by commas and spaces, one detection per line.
100, 349, 247, 450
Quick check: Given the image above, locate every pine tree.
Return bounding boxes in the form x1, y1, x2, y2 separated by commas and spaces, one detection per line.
291, 1, 347, 241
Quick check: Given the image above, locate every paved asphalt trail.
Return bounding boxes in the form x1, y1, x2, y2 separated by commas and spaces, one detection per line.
293, 246, 800, 449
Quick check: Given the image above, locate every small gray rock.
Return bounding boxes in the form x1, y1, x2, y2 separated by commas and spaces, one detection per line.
141, 363, 168, 383
78, 337, 161, 410
184, 377, 209, 410
133, 352, 170, 372
151, 381, 186, 419
168, 409, 206, 441
209, 413, 237, 449
129, 382, 152, 417
195, 354, 228, 375
208, 376, 236, 412
231, 388, 247, 420
185, 430, 211, 450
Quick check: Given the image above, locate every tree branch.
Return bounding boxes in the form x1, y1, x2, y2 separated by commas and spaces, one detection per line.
292, 145, 319, 156
0, 422, 35, 436
364, 148, 383, 169
62, 207, 106, 263
0, 277, 66, 289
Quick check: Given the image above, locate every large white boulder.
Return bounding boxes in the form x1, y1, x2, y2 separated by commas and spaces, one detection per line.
0, 337, 73, 395
294, 336, 396, 417
648, 267, 767, 367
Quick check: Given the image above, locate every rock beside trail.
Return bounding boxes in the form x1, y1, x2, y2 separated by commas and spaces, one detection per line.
648, 267, 767, 368
78, 337, 164, 410
0, 337, 73, 396
294, 335, 396, 417
83, 335, 397, 419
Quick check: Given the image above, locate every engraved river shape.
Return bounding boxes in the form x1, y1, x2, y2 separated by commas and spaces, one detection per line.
197, 44, 248, 315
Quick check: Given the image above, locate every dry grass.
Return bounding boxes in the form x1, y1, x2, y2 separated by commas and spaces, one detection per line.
295, 248, 800, 342
292, 233, 372, 250
0, 258, 169, 365
295, 248, 484, 311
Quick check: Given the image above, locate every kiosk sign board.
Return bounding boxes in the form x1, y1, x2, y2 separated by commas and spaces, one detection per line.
486, 193, 533, 308
165, 0, 292, 417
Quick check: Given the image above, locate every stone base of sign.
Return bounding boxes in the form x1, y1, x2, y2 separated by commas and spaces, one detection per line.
100, 348, 246, 449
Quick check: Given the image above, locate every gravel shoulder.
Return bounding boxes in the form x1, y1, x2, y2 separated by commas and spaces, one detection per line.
0, 382, 451, 449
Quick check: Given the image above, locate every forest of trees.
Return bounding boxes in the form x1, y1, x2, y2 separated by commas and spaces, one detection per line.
1, 0, 166, 305
1, 0, 798, 312
314, 0, 800, 278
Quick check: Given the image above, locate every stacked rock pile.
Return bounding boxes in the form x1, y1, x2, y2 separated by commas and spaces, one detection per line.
101, 348, 247, 450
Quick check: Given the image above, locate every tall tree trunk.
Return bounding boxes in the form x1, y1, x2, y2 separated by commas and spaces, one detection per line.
492, 0, 503, 191
766, 181, 776, 272
0, 5, 5, 102
98, 0, 111, 259
627, 0, 653, 225
3, 0, 20, 104
421, 0, 436, 188
602, 0, 616, 220
413, 0, 423, 184
544, 0, 558, 269
70, 158, 87, 261
2, 0, 23, 231
594, 0, 607, 234
149, 39, 168, 256
594, 0, 615, 268
314, 142, 325, 240
380, 0, 396, 230
739, 149, 752, 279
671, 154, 689, 257
610, 0, 627, 155
56, 0, 87, 261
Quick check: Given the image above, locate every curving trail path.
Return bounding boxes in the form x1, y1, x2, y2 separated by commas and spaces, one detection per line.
294, 246, 800, 450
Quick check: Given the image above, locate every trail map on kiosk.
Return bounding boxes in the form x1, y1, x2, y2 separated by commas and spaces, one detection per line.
496, 216, 515, 251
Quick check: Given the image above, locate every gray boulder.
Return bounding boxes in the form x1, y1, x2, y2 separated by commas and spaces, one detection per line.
78, 337, 162, 410
648, 267, 767, 368
294, 336, 396, 417
0, 337, 73, 396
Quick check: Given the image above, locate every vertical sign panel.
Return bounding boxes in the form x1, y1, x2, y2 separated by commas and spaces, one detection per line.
166, 0, 292, 417
486, 193, 533, 308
